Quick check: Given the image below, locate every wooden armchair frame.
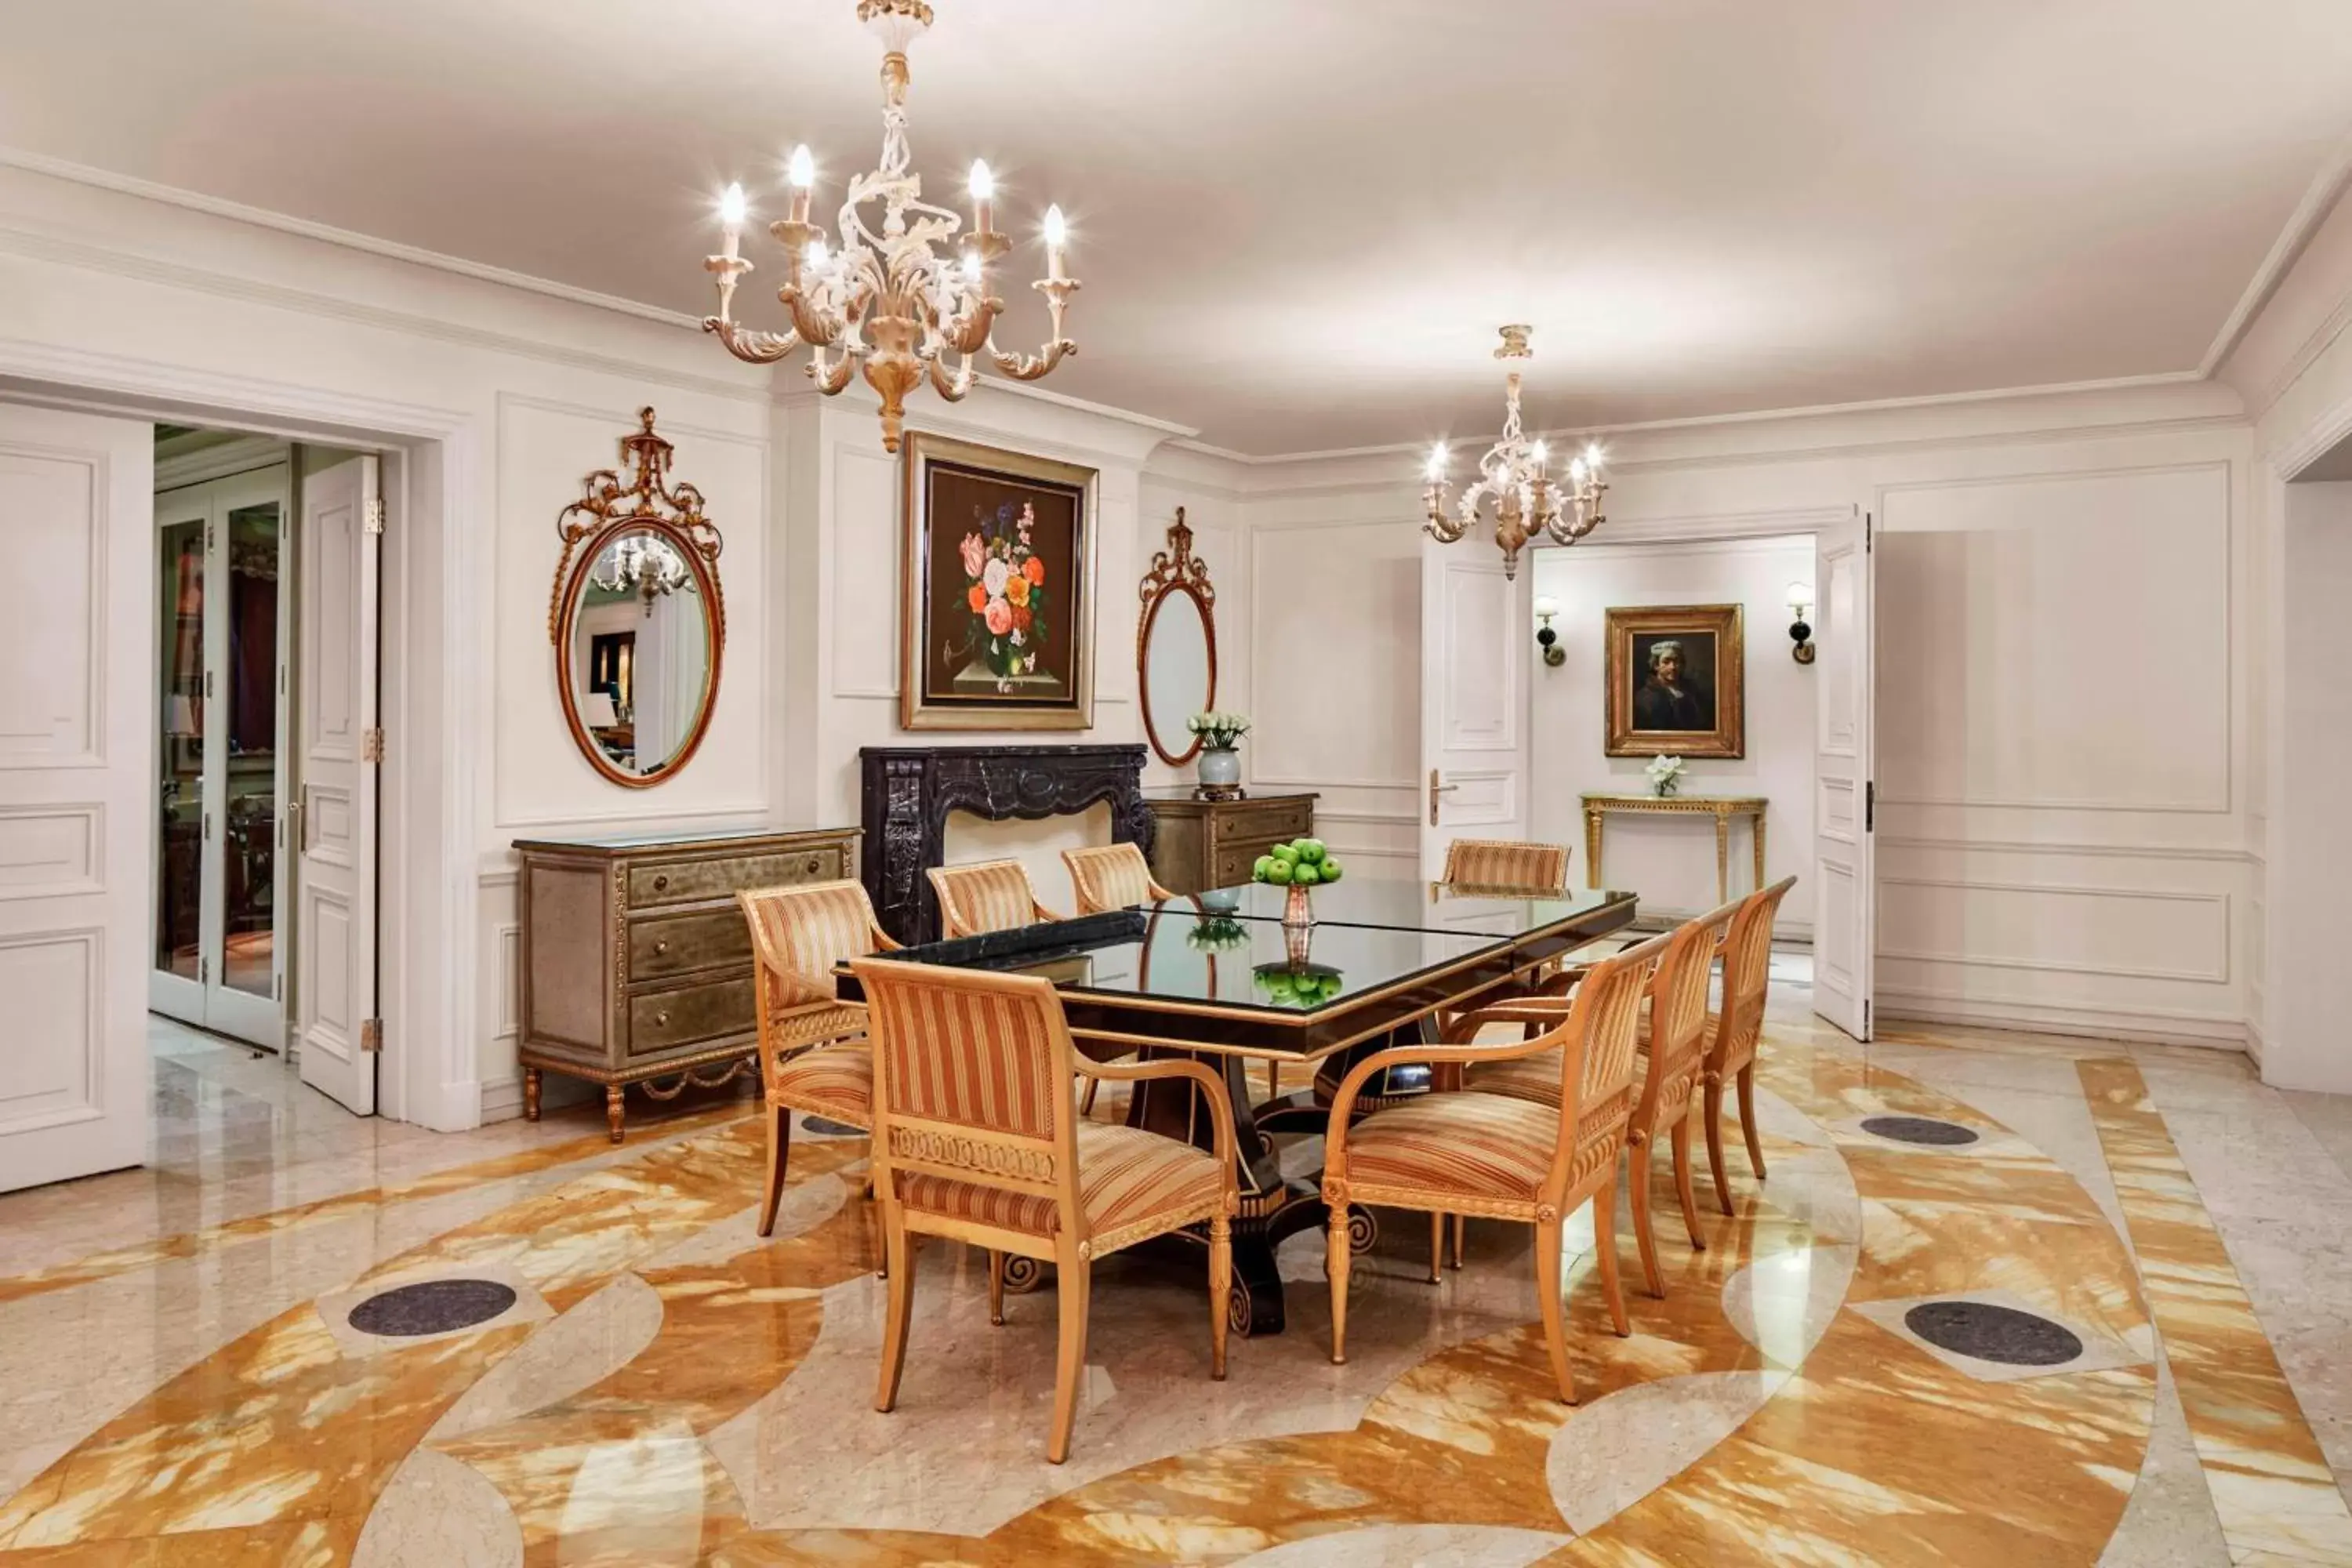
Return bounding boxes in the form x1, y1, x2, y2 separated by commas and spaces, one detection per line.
738, 879, 901, 1237
854, 958, 1240, 1465
1061, 842, 1176, 915
1702, 875, 1798, 1214
927, 858, 1068, 938
1320, 934, 1663, 1403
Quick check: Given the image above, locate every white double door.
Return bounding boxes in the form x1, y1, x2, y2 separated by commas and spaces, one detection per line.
1416, 519, 1877, 1042
150, 466, 292, 1048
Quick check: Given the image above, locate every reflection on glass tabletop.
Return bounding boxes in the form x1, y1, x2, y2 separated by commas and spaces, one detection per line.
1152, 877, 1630, 937
961, 916, 1506, 1016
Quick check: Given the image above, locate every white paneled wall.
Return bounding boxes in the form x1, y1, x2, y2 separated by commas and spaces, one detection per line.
1188, 390, 2258, 1047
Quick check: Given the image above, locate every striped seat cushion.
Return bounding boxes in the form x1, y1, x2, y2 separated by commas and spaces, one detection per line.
895, 1122, 1221, 1240
1345, 1094, 1559, 1200
768, 1042, 873, 1129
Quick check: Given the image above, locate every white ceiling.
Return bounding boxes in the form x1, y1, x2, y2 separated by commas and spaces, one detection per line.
5, 1, 2351, 454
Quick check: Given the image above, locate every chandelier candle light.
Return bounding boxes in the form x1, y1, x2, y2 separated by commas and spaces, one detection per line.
1424, 325, 1608, 579
702, 0, 1081, 454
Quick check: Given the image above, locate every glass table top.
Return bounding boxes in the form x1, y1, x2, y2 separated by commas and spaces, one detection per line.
881, 910, 1508, 1017
1145, 877, 1629, 939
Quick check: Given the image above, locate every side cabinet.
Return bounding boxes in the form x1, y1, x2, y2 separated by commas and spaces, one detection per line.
514, 826, 861, 1141
1142, 793, 1318, 895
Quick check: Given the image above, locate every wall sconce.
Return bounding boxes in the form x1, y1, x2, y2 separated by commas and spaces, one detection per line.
1534, 594, 1564, 668
1787, 582, 1816, 665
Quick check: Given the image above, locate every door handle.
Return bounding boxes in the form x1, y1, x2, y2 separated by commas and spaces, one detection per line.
1428, 768, 1459, 826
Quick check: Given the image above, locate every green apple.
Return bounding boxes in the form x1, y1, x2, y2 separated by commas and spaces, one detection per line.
1270, 843, 1299, 864
1263, 858, 1294, 884
1252, 855, 1276, 880
1318, 859, 1344, 883
1290, 862, 1322, 886
1293, 838, 1327, 866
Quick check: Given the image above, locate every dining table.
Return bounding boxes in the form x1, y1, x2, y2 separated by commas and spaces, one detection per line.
837, 875, 1639, 1336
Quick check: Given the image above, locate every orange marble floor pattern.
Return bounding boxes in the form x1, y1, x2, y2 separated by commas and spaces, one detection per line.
0, 1035, 2201, 1566
2081, 1058, 2352, 1565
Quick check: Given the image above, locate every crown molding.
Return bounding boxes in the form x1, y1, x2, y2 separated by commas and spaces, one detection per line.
2200, 126, 2352, 379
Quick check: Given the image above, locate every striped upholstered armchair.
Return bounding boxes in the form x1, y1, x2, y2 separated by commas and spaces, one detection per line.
1321, 932, 1660, 1403
737, 879, 900, 1237
1700, 875, 1798, 1215
1472, 909, 1719, 1298
1061, 842, 1174, 914
1441, 837, 1573, 893
852, 956, 1239, 1464
927, 858, 1065, 938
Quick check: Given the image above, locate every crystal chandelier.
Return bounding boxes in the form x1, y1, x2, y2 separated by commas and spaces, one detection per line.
1424, 325, 1607, 579
591, 534, 691, 616
701, 0, 1081, 454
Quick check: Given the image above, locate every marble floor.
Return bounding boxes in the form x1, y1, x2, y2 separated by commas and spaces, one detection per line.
1, 993, 2348, 1566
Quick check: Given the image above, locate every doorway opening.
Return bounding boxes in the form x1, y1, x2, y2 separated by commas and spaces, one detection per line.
143, 425, 387, 1115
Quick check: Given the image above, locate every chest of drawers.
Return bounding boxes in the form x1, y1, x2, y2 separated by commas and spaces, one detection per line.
1142, 791, 1318, 895
513, 826, 861, 1141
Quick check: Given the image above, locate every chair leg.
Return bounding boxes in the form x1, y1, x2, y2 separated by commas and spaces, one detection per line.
873, 1210, 916, 1414
1671, 1113, 1707, 1251
1737, 1065, 1767, 1181
1703, 1076, 1736, 1217
1080, 1076, 1100, 1119
1047, 1251, 1093, 1465
1450, 1213, 1466, 1270
1534, 1218, 1576, 1404
1326, 1202, 1353, 1366
1265, 1062, 1280, 1101
1628, 1134, 1666, 1298
1592, 1185, 1631, 1338
987, 1248, 1007, 1327
1208, 1215, 1232, 1381
758, 1103, 791, 1238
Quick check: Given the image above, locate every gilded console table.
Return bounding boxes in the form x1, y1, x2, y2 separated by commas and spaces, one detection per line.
1581, 793, 1767, 906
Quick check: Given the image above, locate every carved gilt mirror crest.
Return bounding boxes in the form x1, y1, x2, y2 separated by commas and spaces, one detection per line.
1137, 508, 1218, 766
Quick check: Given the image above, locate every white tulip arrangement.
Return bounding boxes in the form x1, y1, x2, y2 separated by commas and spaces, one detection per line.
1187, 711, 1252, 751
1646, 754, 1687, 797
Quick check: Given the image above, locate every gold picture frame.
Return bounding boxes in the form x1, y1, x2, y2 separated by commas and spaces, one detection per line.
1604, 603, 1744, 759
900, 431, 1099, 731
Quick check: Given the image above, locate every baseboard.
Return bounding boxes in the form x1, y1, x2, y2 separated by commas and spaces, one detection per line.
1876, 989, 2249, 1052
478, 1070, 594, 1123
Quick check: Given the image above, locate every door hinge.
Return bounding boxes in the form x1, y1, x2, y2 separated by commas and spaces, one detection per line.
205, 521, 216, 552
1865, 780, 1875, 833
198, 956, 210, 985
365, 497, 387, 536
361, 727, 386, 764
359, 1018, 383, 1053
1864, 511, 1874, 553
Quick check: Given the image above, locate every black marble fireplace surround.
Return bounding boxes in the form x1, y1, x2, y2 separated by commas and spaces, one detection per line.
858, 743, 1154, 945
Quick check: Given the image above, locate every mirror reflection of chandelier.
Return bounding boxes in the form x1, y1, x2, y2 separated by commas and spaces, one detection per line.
591, 534, 691, 615
1424, 325, 1609, 580
699, 0, 1082, 456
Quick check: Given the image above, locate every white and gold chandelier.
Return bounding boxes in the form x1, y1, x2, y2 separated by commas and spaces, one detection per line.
1424, 326, 1607, 579
701, 0, 1080, 454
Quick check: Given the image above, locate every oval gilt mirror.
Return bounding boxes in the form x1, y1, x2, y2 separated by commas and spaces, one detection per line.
1137, 510, 1217, 765
550, 411, 727, 789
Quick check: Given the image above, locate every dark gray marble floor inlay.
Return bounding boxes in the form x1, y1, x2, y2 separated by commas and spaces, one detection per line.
1861, 1115, 1981, 1147
1903, 1301, 2084, 1366
800, 1115, 865, 1137
347, 1278, 519, 1338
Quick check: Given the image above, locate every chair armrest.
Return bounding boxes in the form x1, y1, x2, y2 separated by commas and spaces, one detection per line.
1074, 1054, 1237, 1187
869, 923, 903, 953
1439, 996, 1573, 1043
1323, 1025, 1570, 1174
1033, 899, 1071, 924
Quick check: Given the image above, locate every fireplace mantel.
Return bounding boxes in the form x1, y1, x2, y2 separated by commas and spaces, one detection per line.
858, 743, 1153, 945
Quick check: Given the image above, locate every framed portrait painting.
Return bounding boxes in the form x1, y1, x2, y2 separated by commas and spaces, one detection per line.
1604, 604, 1745, 758
900, 432, 1099, 731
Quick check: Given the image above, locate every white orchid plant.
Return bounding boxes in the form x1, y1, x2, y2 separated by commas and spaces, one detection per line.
1188, 711, 1251, 751
1646, 754, 1687, 797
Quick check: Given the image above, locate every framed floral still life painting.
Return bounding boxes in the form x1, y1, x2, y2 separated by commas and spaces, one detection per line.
1604, 603, 1745, 758
900, 432, 1098, 730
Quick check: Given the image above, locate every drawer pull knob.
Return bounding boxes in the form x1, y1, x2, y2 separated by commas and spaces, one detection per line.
653, 940, 670, 956
806, 856, 822, 873
655, 1011, 672, 1027
652, 873, 670, 892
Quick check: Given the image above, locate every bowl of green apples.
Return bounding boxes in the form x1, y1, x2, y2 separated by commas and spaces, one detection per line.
1252, 838, 1344, 928
1250, 960, 1345, 1009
